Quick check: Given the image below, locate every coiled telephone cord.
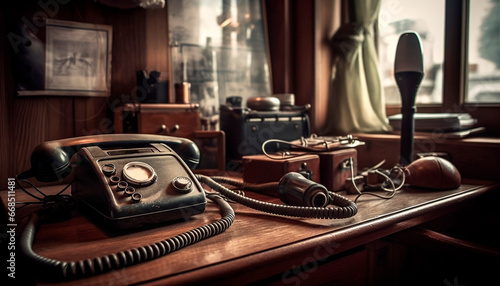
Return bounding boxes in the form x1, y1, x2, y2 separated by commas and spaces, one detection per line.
197, 175, 357, 219
18, 193, 235, 280
19, 175, 356, 281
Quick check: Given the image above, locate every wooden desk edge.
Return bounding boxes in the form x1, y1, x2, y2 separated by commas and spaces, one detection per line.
135, 181, 500, 285
1, 181, 498, 285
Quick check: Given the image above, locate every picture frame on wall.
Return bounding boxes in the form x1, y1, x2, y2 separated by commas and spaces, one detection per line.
16, 19, 112, 97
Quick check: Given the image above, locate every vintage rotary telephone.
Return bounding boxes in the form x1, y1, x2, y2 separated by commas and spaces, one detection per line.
17, 134, 206, 228
16, 134, 357, 280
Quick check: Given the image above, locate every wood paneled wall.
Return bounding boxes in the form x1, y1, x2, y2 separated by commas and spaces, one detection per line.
0, 0, 316, 187
265, 0, 343, 133
0, 0, 170, 186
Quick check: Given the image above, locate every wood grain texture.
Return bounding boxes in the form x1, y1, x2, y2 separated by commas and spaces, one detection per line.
355, 133, 500, 181
1, 6, 11, 187
11, 97, 75, 175
265, 0, 292, 94
2, 179, 497, 285
0, 0, 172, 185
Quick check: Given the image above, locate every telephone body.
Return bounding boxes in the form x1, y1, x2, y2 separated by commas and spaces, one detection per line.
18, 134, 206, 229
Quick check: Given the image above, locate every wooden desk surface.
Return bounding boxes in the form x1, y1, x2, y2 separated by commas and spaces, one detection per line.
2, 179, 499, 285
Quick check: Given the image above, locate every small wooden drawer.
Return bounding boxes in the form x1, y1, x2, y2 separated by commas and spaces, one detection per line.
138, 111, 201, 137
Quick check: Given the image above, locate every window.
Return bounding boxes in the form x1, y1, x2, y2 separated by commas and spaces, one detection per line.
378, 0, 445, 105
466, 0, 500, 103
378, 0, 500, 133
168, 0, 271, 118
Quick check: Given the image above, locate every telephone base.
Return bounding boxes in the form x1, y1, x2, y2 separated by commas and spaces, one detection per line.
71, 144, 207, 230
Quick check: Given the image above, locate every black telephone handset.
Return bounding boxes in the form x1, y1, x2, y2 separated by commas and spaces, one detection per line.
18, 134, 206, 229
18, 133, 200, 182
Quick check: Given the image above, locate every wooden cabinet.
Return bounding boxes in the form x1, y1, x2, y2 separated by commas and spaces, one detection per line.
137, 111, 201, 137
114, 103, 202, 136
114, 103, 225, 171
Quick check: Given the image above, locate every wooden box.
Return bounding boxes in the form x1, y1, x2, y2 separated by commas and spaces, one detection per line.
242, 154, 320, 184
318, 148, 357, 192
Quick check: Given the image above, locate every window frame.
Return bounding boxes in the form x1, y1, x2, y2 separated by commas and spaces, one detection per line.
384, 0, 500, 135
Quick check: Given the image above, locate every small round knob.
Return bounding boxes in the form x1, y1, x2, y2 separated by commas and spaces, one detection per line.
117, 181, 128, 190
101, 164, 116, 176
131, 192, 142, 202
124, 186, 136, 196
172, 176, 193, 193
160, 124, 180, 134
109, 175, 121, 185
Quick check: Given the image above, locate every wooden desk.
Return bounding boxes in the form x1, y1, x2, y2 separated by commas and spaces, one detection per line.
2, 179, 499, 285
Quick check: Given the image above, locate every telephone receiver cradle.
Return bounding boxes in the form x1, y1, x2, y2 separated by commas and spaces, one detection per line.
18, 134, 201, 182
18, 134, 206, 229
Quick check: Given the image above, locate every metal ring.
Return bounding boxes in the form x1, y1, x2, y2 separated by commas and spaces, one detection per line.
117, 181, 128, 190
101, 163, 116, 176
109, 175, 121, 185
131, 192, 142, 202
124, 186, 136, 196
172, 176, 193, 193
122, 162, 157, 186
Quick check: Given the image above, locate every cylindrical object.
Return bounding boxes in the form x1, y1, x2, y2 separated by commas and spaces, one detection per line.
247, 96, 280, 111
278, 172, 330, 207
101, 163, 116, 176
400, 106, 415, 165
172, 176, 193, 193
131, 192, 142, 202
394, 32, 424, 166
174, 82, 191, 103
226, 96, 242, 107
124, 186, 136, 196
109, 175, 120, 185
274, 93, 295, 108
117, 181, 128, 190
396, 71, 423, 165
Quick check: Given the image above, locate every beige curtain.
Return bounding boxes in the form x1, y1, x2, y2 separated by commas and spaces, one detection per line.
320, 0, 390, 135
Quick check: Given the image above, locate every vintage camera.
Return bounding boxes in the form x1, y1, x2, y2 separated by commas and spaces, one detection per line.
220, 95, 311, 161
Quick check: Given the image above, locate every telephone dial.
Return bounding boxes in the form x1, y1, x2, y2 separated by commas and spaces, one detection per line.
16, 134, 357, 280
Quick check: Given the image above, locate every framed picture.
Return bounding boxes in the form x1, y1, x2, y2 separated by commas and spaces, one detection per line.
17, 19, 112, 97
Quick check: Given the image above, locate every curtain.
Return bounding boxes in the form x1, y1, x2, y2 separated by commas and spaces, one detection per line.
320, 0, 390, 135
